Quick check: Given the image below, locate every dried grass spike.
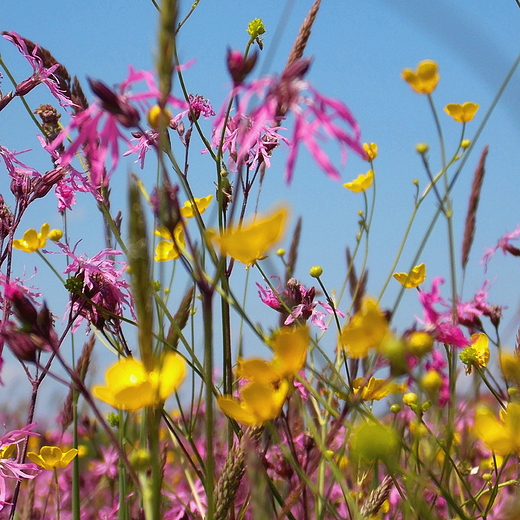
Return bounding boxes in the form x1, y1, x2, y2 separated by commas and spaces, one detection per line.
166, 286, 195, 350
360, 476, 394, 517
462, 145, 488, 270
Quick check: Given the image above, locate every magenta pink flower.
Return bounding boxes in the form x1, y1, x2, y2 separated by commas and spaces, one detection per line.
213, 58, 365, 182
482, 225, 520, 271
0, 423, 40, 511
50, 67, 187, 191
56, 243, 135, 333
124, 130, 159, 169
2, 31, 73, 108
418, 277, 468, 348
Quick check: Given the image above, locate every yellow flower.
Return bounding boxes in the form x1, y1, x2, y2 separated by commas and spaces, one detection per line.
27, 446, 78, 470
237, 326, 309, 384
13, 223, 51, 253
444, 102, 479, 123
339, 299, 389, 358
475, 402, 520, 455
180, 195, 213, 219
154, 224, 186, 262
393, 263, 426, 289
211, 206, 288, 267
460, 333, 490, 374
363, 143, 378, 161
500, 352, 520, 384
93, 352, 186, 411
217, 379, 289, 427
147, 105, 172, 130
352, 377, 393, 401
0, 445, 15, 459
48, 228, 63, 242
402, 60, 439, 94
343, 170, 374, 193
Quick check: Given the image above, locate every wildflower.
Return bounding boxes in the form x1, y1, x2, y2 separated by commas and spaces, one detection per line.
482, 225, 520, 270
211, 206, 287, 267
238, 326, 309, 384
402, 60, 439, 94
309, 266, 323, 278
27, 446, 78, 470
180, 194, 213, 219
393, 263, 426, 289
93, 351, 186, 411
2, 31, 73, 107
124, 130, 159, 169
59, 243, 135, 333
444, 102, 479, 123
213, 58, 365, 183
343, 170, 374, 193
500, 352, 520, 385
418, 277, 468, 348
154, 224, 186, 262
217, 379, 289, 427
13, 223, 51, 253
247, 18, 266, 39
363, 142, 378, 161
227, 49, 258, 85
416, 143, 429, 154
50, 67, 187, 191
340, 299, 389, 358
352, 377, 394, 401
460, 333, 490, 374
421, 370, 443, 393
475, 402, 520, 455
406, 330, 434, 357
0, 423, 40, 511
147, 105, 172, 130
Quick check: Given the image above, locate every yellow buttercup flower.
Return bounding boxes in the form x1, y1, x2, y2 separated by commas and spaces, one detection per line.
93, 352, 186, 411
217, 379, 289, 427
343, 170, 374, 193
402, 60, 439, 94
393, 263, 426, 289
363, 143, 378, 161
147, 105, 172, 130
339, 299, 389, 358
352, 377, 393, 401
444, 102, 479, 123
13, 223, 52, 253
460, 333, 490, 374
154, 224, 186, 262
180, 195, 213, 219
211, 206, 288, 267
475, 402, 520, 455
27, 446, 78, 470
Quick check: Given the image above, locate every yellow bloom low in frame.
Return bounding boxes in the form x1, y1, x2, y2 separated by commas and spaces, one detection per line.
180, 194, 213, 219
27, 446, 78, 470
343, 170, 374, 193
393, 263, 426, 289
402, 60, 439, 95
210, 206, 288, 267
13, 223, 61, 253
475, 402, 520, 455
93, 352, 186, 411
154, 224, 186, 262
444, 102, 479, 123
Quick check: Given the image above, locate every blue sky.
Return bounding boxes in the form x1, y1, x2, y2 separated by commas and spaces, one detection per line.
2, 0, 520, 413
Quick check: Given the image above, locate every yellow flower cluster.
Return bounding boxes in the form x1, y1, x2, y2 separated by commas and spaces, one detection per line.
13, 223, 62, 253
217, 326, 309, 427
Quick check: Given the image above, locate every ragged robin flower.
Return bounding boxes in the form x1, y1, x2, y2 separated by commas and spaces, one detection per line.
444, 102, 479, 123
343, 170, 374, 193
393, 263, 426, 289
210, 205, 288, 267
93, 351, 186, 411
402, 60, 439, 94
27, 446, 78, 470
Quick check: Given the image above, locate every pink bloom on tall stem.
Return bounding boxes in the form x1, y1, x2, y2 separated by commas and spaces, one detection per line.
0, 423, 40, 511
418, 277, 468, 348
482, 225, 520, 271
2, 31, 73, 108
213, 58, 366, 183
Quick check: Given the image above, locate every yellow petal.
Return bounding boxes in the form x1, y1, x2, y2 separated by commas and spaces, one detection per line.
270, 326, 309, 378
444, 102, 479, 123
343, 170, 374, 193
475, 406, 515, 454
237, 358, 280, 384
393, 263, 426, 289
157, 351, 186, 400
217, 396, 260, 427
180, 195, 213, 219
212, 206, 288, 266
402, 60, 439, 94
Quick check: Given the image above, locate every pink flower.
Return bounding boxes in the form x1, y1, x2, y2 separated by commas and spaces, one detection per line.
213, 58, 365, 183
55, 243, 135, 333
124, 130, 159, 169
0, 423, 40, 511
2, 31, 73, 108
50, 67, 187, 192
418, 277, 468, 348
482, 225, 520, 271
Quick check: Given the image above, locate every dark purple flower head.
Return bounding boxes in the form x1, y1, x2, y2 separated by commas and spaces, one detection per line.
226, 49, 258, 86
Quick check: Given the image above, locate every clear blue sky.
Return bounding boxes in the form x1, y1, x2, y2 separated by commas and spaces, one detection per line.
2, 0, 520, 413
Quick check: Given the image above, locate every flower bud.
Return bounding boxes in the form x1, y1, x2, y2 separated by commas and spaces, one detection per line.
415, 143, 429, 154
309, 266, 323, 278
226, 49, 258, 86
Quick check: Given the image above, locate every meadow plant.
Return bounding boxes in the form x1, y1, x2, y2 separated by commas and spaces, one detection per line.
1, 1, 520, 519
